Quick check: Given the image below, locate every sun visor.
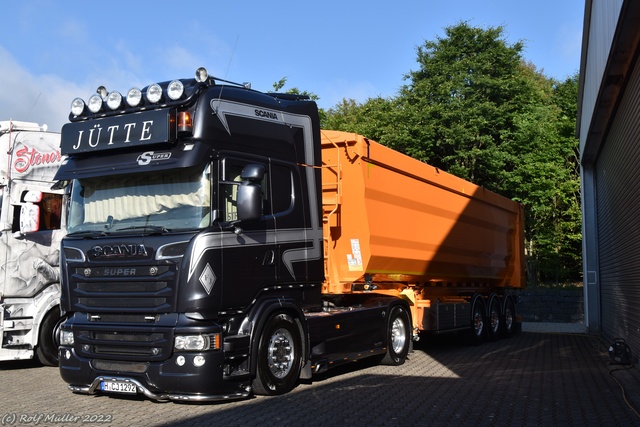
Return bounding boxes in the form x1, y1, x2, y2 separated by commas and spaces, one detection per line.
54, 143, 211, 181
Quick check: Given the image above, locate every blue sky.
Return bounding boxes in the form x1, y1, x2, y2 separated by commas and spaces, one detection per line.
0, 0, 584, 132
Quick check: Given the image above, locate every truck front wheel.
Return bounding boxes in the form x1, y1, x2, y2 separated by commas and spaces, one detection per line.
381, 306, 411, 366
252, 313, 302, 396
36, 307, 64, 366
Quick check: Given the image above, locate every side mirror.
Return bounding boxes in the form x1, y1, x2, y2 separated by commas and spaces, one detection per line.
237, 164, 266, 222
20, 203, 40, 234
24, 190, 43, 203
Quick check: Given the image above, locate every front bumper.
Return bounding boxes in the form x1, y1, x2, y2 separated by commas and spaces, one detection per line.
59, 347, 251, 402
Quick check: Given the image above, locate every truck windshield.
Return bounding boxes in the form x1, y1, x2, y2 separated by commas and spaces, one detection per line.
67, 165, 211, 234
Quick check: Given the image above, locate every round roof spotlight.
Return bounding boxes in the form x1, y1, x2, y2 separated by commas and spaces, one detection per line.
146, 83, 163, 103
70, 98, 85, 116
126, 87, 142, 107
96, 86, 108, 100
195, 67, 208, 83
167, 80, 184, 100
87, 94, 103, 113
106, 91, 123, 110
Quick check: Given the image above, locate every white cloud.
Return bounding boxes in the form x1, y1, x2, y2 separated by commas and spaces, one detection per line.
0, 46, 81, 132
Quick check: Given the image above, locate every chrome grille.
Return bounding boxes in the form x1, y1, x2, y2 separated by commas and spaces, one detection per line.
76, 328, 171, 361
70, 265, 176, 313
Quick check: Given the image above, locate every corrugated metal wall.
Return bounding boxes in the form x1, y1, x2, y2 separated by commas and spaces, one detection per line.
579, 0, 624, 151
595, 56, 640, 348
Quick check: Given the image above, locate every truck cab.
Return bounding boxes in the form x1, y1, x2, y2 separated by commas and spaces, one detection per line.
0, 121, 65, 365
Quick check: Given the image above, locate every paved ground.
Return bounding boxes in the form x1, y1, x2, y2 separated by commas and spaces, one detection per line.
2, 324, 640, 426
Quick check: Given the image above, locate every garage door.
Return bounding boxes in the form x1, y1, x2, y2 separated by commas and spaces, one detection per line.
596, 58, 640, 351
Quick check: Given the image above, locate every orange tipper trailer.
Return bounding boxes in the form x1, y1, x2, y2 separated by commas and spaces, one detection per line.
320, 130, 525, 340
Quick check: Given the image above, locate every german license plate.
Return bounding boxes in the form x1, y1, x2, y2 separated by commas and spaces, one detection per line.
100, 380, 137, 394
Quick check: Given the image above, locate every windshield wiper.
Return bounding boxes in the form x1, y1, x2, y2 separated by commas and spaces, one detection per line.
114, 225, 170, 234
67, 230, 110, 238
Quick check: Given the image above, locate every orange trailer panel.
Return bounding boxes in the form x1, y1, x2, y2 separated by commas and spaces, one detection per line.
320, 131, 525, 295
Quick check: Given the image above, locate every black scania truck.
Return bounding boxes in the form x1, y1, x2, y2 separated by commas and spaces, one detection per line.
56, 68, 412, 401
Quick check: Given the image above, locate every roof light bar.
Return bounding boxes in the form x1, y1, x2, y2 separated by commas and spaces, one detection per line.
67, 66, 251, 118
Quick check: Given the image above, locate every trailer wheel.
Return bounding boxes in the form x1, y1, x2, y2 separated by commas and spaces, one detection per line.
252, 313, 302, 396
487, 295, 501, 341
36, 308, 64, 367
468, 296, 486, 345
381, 306, 411, 366
502, 296, 517, 338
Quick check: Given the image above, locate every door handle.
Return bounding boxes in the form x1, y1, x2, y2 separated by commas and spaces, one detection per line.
262, 250, 275, 266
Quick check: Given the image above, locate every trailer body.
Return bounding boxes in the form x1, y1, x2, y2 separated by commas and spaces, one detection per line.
320, 131, 525, 335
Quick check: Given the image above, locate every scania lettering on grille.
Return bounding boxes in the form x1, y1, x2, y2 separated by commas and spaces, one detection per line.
91, 244, 148, 258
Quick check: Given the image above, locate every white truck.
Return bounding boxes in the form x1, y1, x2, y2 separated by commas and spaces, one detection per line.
0, 120, 65, 365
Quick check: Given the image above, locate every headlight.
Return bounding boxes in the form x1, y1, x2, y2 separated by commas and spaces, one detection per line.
59, 330, 74, 346
175, 335, 209, 351
146, 83, 163, 103
167, 80, 184, 100
174, 334, 220, 351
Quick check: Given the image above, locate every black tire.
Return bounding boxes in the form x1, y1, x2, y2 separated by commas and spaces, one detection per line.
381, 305, 411, 366
468, 296, 486, 345
486, 295, 501, 341
252, 313, 302, 396
36, 307, 63, 367
502, 296, 517, 338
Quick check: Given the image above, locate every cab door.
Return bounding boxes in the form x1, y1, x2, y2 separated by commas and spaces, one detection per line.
2, 182, 64, 299
216, 156, 277, 310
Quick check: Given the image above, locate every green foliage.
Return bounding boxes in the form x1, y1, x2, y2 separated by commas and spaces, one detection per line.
323, 22, 582, 285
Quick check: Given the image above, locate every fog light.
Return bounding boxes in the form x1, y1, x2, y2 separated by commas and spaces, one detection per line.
60, 330, 74, 346
193, 355, 206, 367
64, 350, 71, 360
176, 355, 185, 366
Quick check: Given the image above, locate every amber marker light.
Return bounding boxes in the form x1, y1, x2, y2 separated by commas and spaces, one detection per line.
178, 111, 193, 133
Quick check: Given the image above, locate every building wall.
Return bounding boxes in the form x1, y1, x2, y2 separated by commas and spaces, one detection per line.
578, 0, 624, 150
579, 0, 640, 356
